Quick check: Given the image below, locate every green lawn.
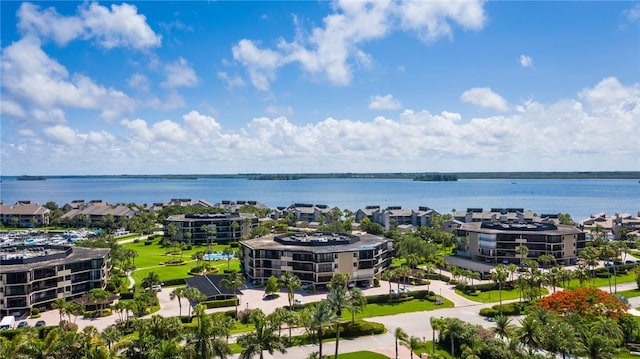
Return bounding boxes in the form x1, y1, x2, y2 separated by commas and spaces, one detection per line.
455, 288, 548, 303
122, 241, 240, 285
618, 289, 640, 298
412, 341, 452, 359
561, 272, 636, 290
343, 297, 454, 320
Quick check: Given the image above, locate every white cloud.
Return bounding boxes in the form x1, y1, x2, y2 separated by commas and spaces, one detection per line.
232, 39, 283, 90
624, 3, 640, 22
16, 2, 161, 50
233, 0, 486, 90
520, 54, 534, 68
1, 37, 134, 122
578, 76, 640, 109
161, 57, 198, 89
79, 2, 161, 49
5, 77, 638, 174
128, 73, 151, 92
1, 99, 27, 118
395, 0, 486, 41
369, 94, 402, 110
265, 105, 294, 117
460, 87, 509, 111
217, 71, 246, 89
31, 108, 66, 124
44, 125, 79, 145
18, 129, 35, 137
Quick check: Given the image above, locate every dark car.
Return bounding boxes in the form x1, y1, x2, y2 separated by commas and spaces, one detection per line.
16, 321, 28, 328
34, 320, 46, 327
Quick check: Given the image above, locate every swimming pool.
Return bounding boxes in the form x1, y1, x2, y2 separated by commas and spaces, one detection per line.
203, 252, 234, 261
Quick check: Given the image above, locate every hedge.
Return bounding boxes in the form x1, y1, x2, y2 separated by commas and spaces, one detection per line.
120, 291, 134, 300
322, 320, 385, 339
479, 302, 528, 317
162, 278, 186, 287
202, 298, 239, 309
425, 273, 451, 282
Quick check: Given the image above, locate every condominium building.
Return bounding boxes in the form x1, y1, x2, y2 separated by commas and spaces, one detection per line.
0, 245, 110, 317
0, 201, 50, 227
239, 232, 393, 288
355, 205, 438, 231
456, 221, 585, 265
164, 212, 258, 243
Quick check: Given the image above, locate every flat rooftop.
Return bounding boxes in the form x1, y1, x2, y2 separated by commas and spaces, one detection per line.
241, 232, 390, 254
0, 245, 109, 272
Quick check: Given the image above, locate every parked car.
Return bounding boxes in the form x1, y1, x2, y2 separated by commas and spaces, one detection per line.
16, 321, 28, 328
35, 320, 46, 327
294, 298, 304, 305
301, 283, 310, 290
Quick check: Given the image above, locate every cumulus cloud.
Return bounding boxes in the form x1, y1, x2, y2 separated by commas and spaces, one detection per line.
520, 54, 533, 68
1, 100, 27, 118
233, 0, 486, 90
624, 3, 640, 22
1, 37, 134, 122
460, 87, 509, 111
369, 94, 402, 110
4, 77, 638, 174
217, 71, 246, 89
128, 73, 151, 92
161, 57, 198, 89
16, 2, 161, 49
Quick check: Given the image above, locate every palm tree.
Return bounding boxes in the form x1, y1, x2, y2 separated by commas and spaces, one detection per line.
170, 287, 185, 317
142, 271, 161, 289
403, 336, 422, 359
201, 224, 217, 249
492, 264, 509, 314
506, 263, 518, 282
188, 304, 231, 359
517, 315, 542, 355
579, 246, 600, 286
222, 247, 238, 271
237, 309, 286, 359
574, 264, 590, 287
183, 287, 207, 316
278, 271, 301, 309
303, 301, 337, 359
493, 315, 513, 339
382, 269, 395, 294
394, 327, 408, 359
221, 272, 247, 317
87, 287, 110, 315
515, 245, 529, 268
348, 287, 366, 323
52, 298, 70, 327
439, 318, 465, 358
101, 326, 121, 353
326, 285, 350, 359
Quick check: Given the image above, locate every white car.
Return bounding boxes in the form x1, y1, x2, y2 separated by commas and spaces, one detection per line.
294, 298, 304, 305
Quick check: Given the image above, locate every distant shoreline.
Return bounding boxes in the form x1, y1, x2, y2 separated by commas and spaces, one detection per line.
1, 171, 639, 181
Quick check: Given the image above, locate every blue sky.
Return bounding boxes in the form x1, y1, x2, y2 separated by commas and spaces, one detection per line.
1, 1, 639, 175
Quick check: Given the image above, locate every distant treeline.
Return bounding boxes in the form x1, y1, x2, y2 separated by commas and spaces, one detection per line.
247, 174, 302, 180
413, 174, 458, 182
6, 171, 639, 181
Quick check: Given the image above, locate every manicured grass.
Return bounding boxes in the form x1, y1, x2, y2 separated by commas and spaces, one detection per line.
122, 241, 240, 284
337, 351, 390, 359
561, 272, 636, 290
343, 297, 454, 320
455, 288, 548, 303
617, 289, 640, 298
131, 259, 240, 285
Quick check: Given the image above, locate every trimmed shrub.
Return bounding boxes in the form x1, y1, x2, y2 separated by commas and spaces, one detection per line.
229, 242, 240, 248
373, 278, 380, 287
323, 320, 385, 339
479, 307, 498, 317
162, 278, 186, 287
388, 296, 414, 303
202, 298, 239, 309
425, 272, 450, 282
120, 291, 134, 300
31, 308, 40, 317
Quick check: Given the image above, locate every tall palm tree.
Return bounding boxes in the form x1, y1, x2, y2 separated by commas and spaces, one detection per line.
403, 336, 422, 359
278, 271, 301, 309
515, 245, 529, 268
439, 318, 465, 358
517, 315, 542, 355
348, 287, 366, 323
183, 287, 207, 316
326, 285, 350, 359
237, 309, 286, 359
87, 287, 110, 315
187, 304, 231, 359
394, 327, 408, 359
221, 272, 247, 317
303, 301, 337, 359
493, 315, 513, 339
101, 326, 122, 354
382, 269, 395, 294
492, 264, 509, 314
170, 287, 185, 317
52, 298, 70, 327
579, 246, 600, 286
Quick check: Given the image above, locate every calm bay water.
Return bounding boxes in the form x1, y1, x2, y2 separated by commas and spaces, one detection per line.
1, 177, 638, 221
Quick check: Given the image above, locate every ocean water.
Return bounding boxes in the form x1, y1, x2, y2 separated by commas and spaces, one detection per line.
0, 177, 638, 221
